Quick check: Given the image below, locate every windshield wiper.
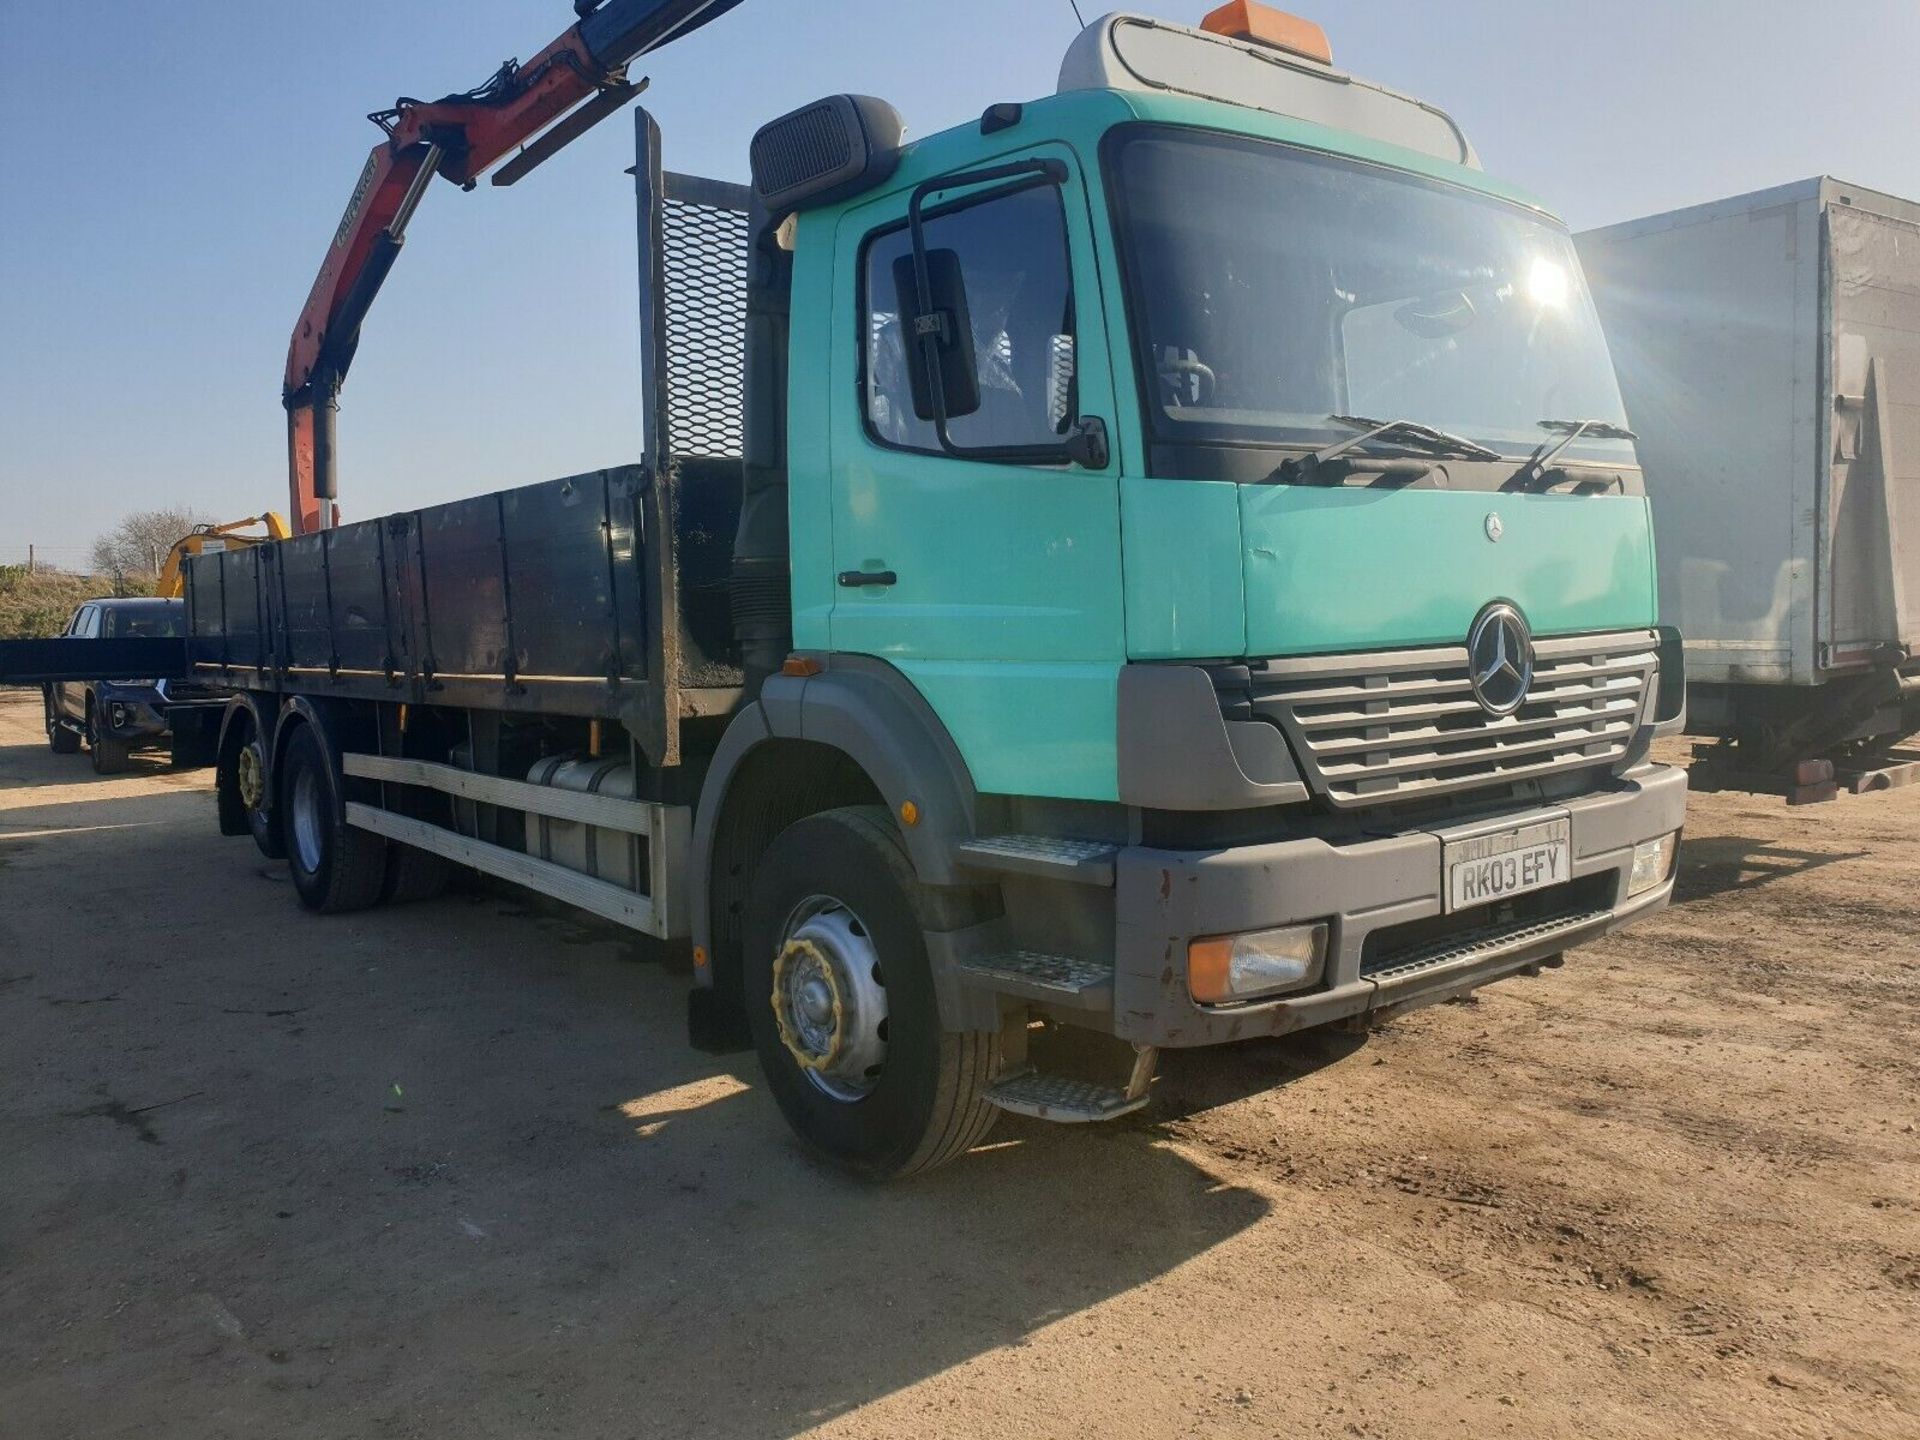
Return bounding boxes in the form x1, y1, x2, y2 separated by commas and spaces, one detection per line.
1508, 418, 1638, 491
1275, 415, 1502, 485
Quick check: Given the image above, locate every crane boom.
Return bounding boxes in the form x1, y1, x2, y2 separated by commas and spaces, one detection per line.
282, 0, 747, 534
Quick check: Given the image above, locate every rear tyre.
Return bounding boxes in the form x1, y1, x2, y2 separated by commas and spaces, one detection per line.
225, 712, 284, 859
743, 806, 999, 1181
281, 723, 388, 914
86, 701, 129, 775
382, 843, 453, 905
45, 691, 78, 754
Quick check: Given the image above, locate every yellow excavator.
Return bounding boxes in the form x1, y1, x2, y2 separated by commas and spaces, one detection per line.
155, 514, 291, 598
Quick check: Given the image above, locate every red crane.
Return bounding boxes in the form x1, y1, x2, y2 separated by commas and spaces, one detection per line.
282, 0, 746, 534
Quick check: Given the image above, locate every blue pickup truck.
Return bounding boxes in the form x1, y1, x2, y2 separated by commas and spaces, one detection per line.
42, 598, 223, 772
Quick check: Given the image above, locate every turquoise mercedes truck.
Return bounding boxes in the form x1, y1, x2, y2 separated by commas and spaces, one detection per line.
7, 4, 1688, 1178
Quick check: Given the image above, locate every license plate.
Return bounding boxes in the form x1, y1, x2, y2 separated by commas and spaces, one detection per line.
1443, 817, 1571, 913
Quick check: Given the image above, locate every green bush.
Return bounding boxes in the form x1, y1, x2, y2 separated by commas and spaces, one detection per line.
0, 568, 127, 640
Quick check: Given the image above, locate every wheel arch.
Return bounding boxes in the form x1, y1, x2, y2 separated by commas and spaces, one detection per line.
690, 658, 985, 1034
269, 695, 380, 826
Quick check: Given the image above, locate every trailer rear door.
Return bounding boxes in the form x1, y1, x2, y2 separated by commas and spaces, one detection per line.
1824, 203, 1920, 663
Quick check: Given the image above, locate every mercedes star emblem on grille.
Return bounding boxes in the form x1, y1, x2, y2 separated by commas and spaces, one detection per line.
1467, 602, 1533, 716
1484, 511, 1504, 542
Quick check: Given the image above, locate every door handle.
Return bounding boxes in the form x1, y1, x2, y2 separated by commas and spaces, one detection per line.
837, 569, 898, 588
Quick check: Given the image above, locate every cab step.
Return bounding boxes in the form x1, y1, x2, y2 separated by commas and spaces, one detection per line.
983, 1045, 1159, 1125
983, 1069, 1150, 1123
953, 833, 1120, 885
958, 950, 1113, 1010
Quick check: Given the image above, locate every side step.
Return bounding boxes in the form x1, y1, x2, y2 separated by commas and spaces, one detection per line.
958, 950, 1113, 1011
953, 834, 1120, 886
983, 1046, 1158, 1125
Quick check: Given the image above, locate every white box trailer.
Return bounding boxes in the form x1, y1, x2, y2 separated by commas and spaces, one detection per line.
1578, 178, 1920, 796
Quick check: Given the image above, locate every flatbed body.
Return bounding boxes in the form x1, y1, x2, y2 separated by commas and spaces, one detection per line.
179, 463, 741, 767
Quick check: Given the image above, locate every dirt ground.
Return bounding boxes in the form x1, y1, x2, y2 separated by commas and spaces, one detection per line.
1, 688, 1915, 1440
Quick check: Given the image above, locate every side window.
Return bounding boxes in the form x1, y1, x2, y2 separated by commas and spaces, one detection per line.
862, 181, 1077, 456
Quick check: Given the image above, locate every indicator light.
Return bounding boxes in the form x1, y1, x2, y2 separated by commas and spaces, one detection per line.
1190, 922, 1329, 1004
1200, 2, 1333, 65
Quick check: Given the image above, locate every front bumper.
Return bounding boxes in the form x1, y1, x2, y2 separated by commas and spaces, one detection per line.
100, 697, 169, 742
1112, 763, 1687, 1047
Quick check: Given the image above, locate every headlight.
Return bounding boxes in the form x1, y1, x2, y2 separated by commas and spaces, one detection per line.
1189, 922, 1329, 1005
111, 680, 159, 689
1628, 832, 1679, 897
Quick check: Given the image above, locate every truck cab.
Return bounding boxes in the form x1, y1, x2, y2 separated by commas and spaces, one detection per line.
699, 8, 1686, 1154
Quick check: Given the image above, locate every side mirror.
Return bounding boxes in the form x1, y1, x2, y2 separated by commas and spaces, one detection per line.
893, 248, 982, 422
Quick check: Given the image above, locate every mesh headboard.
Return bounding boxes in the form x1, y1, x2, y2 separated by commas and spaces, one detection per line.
660, 171, 751, 461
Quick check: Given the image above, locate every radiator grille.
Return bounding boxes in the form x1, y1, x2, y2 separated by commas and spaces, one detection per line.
1212, 630, 1658, 808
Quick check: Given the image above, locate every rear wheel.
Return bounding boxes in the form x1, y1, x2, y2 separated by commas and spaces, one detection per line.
86, 700, 129, 775
743, 806, 998, 1180
281, 723, 388, 914
44, 691, 78, 754
227, 713, 284, 858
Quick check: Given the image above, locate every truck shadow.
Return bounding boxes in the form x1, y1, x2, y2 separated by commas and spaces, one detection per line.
1147, 1028, 1371, 1123
0, 852, 1274, 1440
0, 724, 1276, 1439
573, 1081, 1271, 1438
1671, 835, 1867, 904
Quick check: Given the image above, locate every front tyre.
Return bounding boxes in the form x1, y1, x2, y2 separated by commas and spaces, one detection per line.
86, 700, 129, 775
280, 723, 387, 914
743, 806, 998, 1180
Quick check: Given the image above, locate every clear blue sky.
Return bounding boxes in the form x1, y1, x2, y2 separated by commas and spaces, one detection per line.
3, 0, 1916, 564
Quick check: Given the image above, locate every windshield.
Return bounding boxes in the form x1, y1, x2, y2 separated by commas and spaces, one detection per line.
1109, 127, 1634, 474
103, 605, 184, 639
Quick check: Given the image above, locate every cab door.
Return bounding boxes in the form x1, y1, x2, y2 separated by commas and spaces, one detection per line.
826, 147, 1125, 800
57, 606, 97, 720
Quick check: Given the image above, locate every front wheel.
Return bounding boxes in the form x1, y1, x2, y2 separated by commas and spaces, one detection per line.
280, 723, 388, 914
743, 806, 998, 1180
86, 701, 129, 775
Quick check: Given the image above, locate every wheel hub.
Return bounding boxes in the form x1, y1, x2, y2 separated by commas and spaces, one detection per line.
770, 897, 889, 1103
237, 743, 265, 810
289, 766, 325, 875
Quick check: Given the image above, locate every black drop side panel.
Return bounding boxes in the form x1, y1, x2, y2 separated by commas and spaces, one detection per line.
277, 530, 334, 673
502, 477, 647, 682
409, 493, 512, 682
183, 467, 682, 757
324, 520, 400, 677
222, 544, 272, 674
